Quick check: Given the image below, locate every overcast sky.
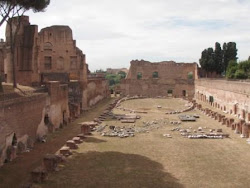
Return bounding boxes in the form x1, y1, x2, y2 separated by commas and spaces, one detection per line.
1, 0, 250, 71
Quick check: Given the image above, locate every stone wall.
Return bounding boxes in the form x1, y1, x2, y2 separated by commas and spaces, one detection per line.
4, 16, 87, 87
83, 76, 109, 108
120, 60, 197, 99
0, 81, 70, 166
0, 93, 47, 166
195, 79, 250, 122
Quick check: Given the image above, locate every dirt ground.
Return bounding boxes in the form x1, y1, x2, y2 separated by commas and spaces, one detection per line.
0, 98, 114, 188
39, 98, 250, 188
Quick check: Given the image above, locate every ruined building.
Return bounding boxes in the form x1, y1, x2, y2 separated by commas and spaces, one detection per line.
120, 60, 198, 99
0, 16, 109, 166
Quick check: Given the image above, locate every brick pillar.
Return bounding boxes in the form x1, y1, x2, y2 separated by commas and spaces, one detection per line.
229, 118, 234, 127
242, 123, 250, 138
81, 125, 91, 135
222, 118, 227, 125
241, 110, 246, 120
235, 123, 241, 134
231, 123, 236, 130
214, 113, 218, 120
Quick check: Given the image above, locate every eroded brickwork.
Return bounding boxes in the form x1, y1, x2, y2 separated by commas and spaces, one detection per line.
195, 79, 250, 122
120, 60, 198, 99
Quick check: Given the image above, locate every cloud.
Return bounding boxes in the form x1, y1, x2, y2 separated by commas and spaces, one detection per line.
1, 0, 250, 71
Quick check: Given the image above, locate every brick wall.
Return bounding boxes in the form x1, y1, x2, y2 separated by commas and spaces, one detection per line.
195, 79, 250, 122
121, 60, 197, 99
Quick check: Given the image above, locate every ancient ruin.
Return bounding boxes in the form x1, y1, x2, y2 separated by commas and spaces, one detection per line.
0, 16, 109, 166
120, 60, 198, 99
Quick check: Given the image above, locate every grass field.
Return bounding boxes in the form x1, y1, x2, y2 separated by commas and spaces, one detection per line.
40, 98, 250, 188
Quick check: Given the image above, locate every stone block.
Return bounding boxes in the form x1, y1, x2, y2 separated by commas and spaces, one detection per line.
66, 140, 78, 149
60, 146, 71, 156
43, 154, 59, 172
31, 166, 48, 183
76, 133, 85, 139
72, 137, 82, 144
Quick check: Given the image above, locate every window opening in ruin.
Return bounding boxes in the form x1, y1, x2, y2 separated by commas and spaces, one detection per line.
152, 71, 158, 78
167, 90, 173, 96
44, 42, 53, 51
182, 90, 186, 97
44, 56, 52, 70
209, 96, 214, 103
137, 72, 142, 79
188, 72, 193, 79
44, 114, 49, 125
12, 133, 17, 146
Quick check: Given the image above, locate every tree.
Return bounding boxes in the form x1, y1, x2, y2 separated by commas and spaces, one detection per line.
214, 42, 223, 74
0, 0, 50, 27
200, 42, 238, 77
223, 42, 237, 72
226, 60, 238, 79
118, 71, 126, 79
199, 47, 215, 75
0, 0, 50, 88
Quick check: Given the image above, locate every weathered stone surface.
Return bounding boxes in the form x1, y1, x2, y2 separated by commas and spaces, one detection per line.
43, 154, 59, 172
66, 140, 78, 149
60, 146, 71, 156
31, 166, 48, 183
120, 60, 197, 99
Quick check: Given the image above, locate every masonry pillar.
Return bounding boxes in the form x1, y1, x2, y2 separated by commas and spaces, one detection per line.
242, 123, 250, 138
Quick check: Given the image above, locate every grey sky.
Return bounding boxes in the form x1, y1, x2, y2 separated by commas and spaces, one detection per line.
1, 0, 250, 71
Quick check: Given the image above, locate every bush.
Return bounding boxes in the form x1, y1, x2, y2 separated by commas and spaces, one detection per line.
234, 69, 247, 79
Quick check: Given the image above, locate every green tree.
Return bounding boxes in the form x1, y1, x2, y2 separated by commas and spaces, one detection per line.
199, 47, 215, 75
0, 0, 50, 88
223, 42, 237, 73
234, 69, 247, 79
214, 42, 223, 74
118, 71, 126, 79
226, 60, 238, 79
237, 60, 250, 79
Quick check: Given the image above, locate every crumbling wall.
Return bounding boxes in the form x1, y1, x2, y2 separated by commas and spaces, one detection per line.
195, 79, 250, 122
0, 94, 47, 166
121, 60, 197, 99
46, 81, 70, 130
83, 78, 109, 108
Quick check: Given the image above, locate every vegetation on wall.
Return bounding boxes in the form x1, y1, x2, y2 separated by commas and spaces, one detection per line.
199, 42, 237, 76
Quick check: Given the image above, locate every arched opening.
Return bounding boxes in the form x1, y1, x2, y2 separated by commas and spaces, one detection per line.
44, 114, 49, 125
44, 42, 53, 51
167, 89, 173, 97
152, 71, 158, 78
137, 72, 142, 80
12, 133, 17, 146
182, 90, 186, 97
188, 72, 193, 79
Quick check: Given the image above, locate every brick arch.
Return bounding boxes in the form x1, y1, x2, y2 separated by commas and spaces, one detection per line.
44, 42, 53, 50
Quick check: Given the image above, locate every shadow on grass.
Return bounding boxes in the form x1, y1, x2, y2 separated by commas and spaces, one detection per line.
84, 137, 107, 143
43, 151, 184, 188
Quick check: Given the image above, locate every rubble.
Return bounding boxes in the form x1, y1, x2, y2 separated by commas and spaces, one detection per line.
178, 115, 197, 121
